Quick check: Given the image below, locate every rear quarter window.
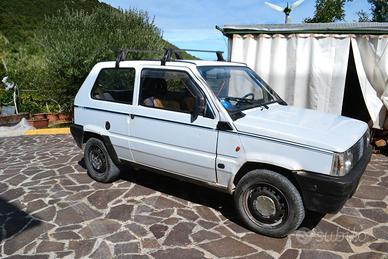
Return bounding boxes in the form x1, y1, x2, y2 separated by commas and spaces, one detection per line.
91, 68, 135, 104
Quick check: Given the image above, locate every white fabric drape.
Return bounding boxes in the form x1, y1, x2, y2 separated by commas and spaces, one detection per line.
230, 33, 388, 128
231, 34, 351, 115
351, 36, 388, 128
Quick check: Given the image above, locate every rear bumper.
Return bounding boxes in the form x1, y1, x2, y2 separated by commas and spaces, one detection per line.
70, 124, 84, 148
294, 146, 372, 213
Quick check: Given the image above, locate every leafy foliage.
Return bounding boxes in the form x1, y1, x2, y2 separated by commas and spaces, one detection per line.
368, 0, 388, 22
34, 7, 165, 110
305, 0, 353, 23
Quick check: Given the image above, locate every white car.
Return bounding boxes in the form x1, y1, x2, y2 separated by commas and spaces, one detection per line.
70, 49, 372, 237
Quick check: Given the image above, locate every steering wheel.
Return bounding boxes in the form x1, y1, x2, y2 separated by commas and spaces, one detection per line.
242, 93, 254, 100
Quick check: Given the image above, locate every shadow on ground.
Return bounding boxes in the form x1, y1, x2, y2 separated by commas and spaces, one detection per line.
0, 197, 41, 241
79, 158, 323, 234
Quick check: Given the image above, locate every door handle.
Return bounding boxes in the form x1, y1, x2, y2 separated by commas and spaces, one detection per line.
130, 114, 135, 120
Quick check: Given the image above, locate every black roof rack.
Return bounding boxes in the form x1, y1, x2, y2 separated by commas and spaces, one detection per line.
115, 48, 225, 68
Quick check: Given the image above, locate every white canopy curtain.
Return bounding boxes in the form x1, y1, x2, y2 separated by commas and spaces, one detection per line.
230, 33, 388, 128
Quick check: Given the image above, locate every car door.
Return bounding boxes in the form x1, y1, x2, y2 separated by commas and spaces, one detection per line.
129, 67, 218, 182
87, 67, 136, 161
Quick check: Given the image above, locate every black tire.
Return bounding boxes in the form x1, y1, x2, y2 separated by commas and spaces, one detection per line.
84, 137, 120, 183
234, 169, 305, 237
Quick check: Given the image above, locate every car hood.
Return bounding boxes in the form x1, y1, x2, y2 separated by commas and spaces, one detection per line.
234, 104, 368, 152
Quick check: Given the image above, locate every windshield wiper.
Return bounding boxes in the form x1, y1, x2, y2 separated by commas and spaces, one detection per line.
225, 97, 255, 104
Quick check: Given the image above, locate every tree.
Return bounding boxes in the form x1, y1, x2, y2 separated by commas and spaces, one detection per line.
6, 7, 166, 112
368, 0, 388, 22
305, 0, 353, 23
357, 10, 371, 22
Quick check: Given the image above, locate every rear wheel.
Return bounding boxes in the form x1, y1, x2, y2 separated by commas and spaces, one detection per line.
84, 137, 120, 183
234, 169, 305, 237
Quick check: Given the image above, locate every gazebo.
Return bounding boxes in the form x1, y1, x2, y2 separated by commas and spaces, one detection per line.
217, 23, 388, 129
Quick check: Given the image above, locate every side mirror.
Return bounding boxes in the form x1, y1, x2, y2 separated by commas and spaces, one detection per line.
191, 95, 205, 122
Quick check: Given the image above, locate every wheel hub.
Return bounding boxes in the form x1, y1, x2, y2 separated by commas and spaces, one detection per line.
254, 195, 276, 217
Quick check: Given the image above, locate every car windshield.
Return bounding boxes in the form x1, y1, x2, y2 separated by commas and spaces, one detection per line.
197, 66, 281, 112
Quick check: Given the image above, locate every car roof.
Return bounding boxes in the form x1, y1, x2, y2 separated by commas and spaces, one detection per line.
95, 60, 247, 69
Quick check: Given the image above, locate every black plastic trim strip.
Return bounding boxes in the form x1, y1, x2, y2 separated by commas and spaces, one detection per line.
132, 114, 215, 131
74, 105, 129, 116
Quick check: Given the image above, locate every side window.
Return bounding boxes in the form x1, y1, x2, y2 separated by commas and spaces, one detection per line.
139, 69, 200, 114
91, 68, 135, 104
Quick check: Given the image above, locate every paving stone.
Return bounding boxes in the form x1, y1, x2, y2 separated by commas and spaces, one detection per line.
106, 230, 136, 243
163, 222, 195, 246
369, 242, 388, 253
79, 219, 122, 238
106, 204, 134, 221
4, 214, 31, 238
4, 221, 55, 255
54, 203, 102, 225
279, 249, 299, 259
142, 238, 160, 249
195, 206, 219, 222
151, 248, 205, 259
291, 232, 353, 253
199, 237, 256, 257
114, 242, 140, 255
151, 209, 174, 218
133, 215, 162, 225
1, 135, 387, 258
349, 252, 387, 259
149, 224, 168, 239
124, 185, 155, 197
32, 206, 56, 222
351, 233, 377, 247
1, 188, 24, 201
68, 239, 96, 258
372, 226, 388, 240
191, 229, 221, 243
300, 250, 342, 259
354, 185, 387, 200
333, 215, 376, 232
55, 224, 83, 232
359, 208, 388, 223
126, 223, 149, 237
90, 241, 112, 259
177, 209, 200, 221
51, 231, 81, 240
36, 241, 65, 253
161, 217, 180, 225
242, 233, 287, 253
87, 189, 126, 209
365, 201, 386, 208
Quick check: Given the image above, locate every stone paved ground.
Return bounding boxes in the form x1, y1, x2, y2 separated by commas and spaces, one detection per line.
0, 135, 387, 259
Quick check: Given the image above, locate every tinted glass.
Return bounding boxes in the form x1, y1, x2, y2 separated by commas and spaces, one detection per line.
91, 68, 135, 104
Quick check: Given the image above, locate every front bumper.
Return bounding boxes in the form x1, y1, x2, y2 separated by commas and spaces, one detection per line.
294, 146, 372, 213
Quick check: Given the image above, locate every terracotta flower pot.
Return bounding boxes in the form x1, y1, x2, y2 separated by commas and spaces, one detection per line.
0, 113, 30, 126
28, 118, 49, 129
33, 113, 47, 120
58, 112, 72, 121
46, 113, 59, 123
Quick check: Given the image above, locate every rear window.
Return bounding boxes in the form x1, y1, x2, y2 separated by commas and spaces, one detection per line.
91, 68, 135, 104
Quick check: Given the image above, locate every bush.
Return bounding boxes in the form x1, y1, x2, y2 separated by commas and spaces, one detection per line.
5, 6, 166, 113
38, 7, 165, 111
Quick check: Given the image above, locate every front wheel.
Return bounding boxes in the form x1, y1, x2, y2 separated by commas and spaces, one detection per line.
234, 169, 305, 237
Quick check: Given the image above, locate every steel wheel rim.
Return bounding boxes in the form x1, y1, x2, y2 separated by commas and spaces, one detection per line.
89, 145, 107, 175
242, 183, 289, 227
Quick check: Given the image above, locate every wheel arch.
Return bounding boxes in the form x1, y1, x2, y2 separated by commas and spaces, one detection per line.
83, 131, 121, 165
231, 162, 302, 194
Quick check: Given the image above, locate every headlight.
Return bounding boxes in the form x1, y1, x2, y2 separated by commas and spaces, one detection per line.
331, 151, 353, 177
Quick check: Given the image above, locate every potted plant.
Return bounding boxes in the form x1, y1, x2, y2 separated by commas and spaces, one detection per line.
27, 117, 49, 129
